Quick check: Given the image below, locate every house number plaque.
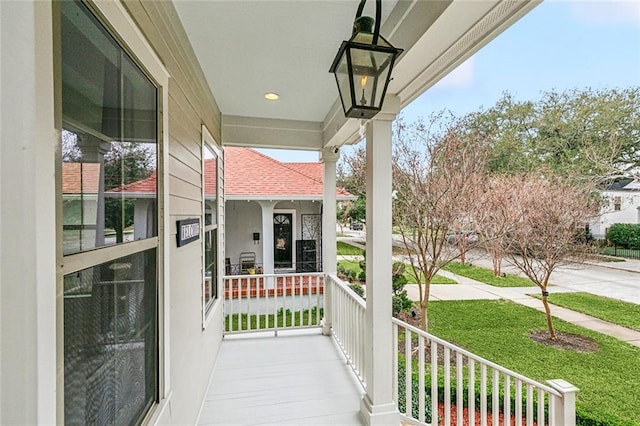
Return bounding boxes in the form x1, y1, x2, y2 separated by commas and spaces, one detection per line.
176, 218, 200, 247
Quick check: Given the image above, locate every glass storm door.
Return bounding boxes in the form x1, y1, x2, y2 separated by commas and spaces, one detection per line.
274, 213, 293, 269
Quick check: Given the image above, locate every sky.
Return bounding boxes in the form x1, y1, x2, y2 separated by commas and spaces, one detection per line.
258, 0, 640, 163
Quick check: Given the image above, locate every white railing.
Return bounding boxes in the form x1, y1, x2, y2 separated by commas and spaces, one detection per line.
224, 272, 577, 425
223, 272, 324, 335
393, 319, 578, 426
326, 274, 367, 387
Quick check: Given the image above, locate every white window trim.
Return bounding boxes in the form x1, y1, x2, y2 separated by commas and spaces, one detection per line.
202, 125, 223, 328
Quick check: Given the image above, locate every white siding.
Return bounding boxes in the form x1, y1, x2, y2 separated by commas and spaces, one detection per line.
122, 2, 224, 423
590, 190, 640, 239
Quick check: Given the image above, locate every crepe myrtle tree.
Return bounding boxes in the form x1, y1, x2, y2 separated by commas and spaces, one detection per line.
477, 175, 519, 277
499, 172, 601, 340
392, 116, 490, 331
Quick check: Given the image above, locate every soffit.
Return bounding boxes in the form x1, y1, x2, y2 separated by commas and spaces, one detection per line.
172, 0, 540, 148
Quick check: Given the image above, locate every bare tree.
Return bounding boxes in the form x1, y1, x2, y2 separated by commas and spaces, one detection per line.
500, 173, 601, 340
393, 117, 489, 331
478, 175, 518, 277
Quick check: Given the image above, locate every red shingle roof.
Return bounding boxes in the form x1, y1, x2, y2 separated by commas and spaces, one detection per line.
225, 148, 352, 198
110, 171, 157, 194
62, 148, 353, 199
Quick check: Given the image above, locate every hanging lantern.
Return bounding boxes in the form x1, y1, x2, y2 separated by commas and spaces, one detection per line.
329, 0, 403, 119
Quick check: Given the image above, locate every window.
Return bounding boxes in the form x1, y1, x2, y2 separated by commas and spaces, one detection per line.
203, 127, 221, 316
61, 0, 157, 255
59, 1, 161, 423
614, 196, 622, 211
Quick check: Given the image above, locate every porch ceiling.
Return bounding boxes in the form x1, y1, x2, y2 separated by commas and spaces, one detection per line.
173, 0, 540, 150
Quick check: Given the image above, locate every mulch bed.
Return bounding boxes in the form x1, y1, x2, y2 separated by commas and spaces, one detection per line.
529, 330, 600, 352
436, 403, 538, 425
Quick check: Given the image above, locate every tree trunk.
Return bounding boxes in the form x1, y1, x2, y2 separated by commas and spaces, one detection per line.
541, 293, 556, 340
420, 301, 429, 332
459, 246, 466, 265
491, 248, 501, 277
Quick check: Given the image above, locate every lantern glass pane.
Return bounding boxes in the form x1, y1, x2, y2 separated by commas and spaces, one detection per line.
334, 53, 354, 114
349, 48, 394, 109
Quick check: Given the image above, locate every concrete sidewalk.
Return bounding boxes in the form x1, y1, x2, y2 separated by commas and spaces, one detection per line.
337, 238, 640, 347
405, 272, 640, 348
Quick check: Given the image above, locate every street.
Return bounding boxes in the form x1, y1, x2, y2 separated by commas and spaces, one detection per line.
466, 251, 640, 304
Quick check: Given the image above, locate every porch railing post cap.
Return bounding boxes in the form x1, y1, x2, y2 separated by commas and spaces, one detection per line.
547, 379, 579, 393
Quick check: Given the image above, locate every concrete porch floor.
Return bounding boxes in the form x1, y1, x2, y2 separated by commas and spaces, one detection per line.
198, 329, 365, 425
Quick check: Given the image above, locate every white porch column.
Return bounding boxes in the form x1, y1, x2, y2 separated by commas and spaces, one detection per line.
257, 201, 277, 286
360, 96, 401, 426
1, 1, 57, 423
320, 147, 339, 335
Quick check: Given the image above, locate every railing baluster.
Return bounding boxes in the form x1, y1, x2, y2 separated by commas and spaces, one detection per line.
549, 389, 556, 426
306, 275, 311, 326
229, 279, 235, 332
393, 323, 398, 404
515, 378, 522, 426
358, 301, 363, 378
418, 335, 425, 423
456, 352, 463, 426
538, 388, 545, 426
444, 346, 451, 426
247, 277, 252, 331
405, 328, 412, 417
481, 364, 487, 426
431, 340, 438, 426
469, 358, 475, 426
505, 375, 511, 426
492, 369, 499, 426
526, 383, 534, 426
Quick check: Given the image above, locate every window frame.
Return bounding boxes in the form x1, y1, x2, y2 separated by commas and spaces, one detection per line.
54, 0, 170, 423
202, 125, 223, 327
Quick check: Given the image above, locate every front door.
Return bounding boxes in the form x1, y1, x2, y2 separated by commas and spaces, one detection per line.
274, 213, 293, 269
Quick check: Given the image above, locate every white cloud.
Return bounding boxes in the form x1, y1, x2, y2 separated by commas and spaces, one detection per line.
569, 0, 640, 25
433, 57, 475, 90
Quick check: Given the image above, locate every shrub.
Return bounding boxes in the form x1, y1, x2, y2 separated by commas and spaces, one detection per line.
392, 262, 412, 314
358, 250, 366, 281
607, 223, 640, 249
348, 283, 365, 298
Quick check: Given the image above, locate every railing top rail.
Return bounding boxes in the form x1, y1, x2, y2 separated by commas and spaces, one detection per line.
223, 272, 324, 279
327, 274, 366, 309
392, 317, 562, 396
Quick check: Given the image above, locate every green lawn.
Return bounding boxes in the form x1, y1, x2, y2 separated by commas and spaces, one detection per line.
428, 299, 640, 425
442, 261, 536, 287
337, 260, 456, 284
535, 292, 640, 332
337, 241, 364, 256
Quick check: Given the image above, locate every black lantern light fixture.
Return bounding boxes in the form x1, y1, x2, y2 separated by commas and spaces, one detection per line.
329, 0, 403, 119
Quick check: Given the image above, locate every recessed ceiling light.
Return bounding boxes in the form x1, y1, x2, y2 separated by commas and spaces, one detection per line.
264, 92, 280, 101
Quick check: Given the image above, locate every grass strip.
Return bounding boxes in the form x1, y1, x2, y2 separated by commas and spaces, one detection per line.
337, 241, 365, 256
337, 260, 456, 284
442, 261, 536, 287
428, 299, 640, 424
533, 292, 640, 332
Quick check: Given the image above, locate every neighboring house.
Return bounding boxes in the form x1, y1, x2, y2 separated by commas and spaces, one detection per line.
590, 179, 640, 239
225, 147, 354, 274
76, 148, 355, 274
